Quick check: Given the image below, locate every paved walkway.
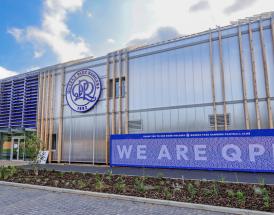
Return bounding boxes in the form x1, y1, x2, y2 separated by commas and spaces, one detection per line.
0, 160, 29, 167
24, 163, 274, 184
0, 184, 231, 215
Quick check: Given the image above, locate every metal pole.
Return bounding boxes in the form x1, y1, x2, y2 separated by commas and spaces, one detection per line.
238, 24, 250, 129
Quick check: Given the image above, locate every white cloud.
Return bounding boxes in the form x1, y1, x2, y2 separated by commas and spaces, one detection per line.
127, 26, 181, 47
7, 28, 23, 42
34, 50, 44, 58
224, 0, 257, 15
189, 0, 210, 12
126, 0, 274, 45
8, 0, 92, 63
107, 38, 115, 44
0, 67, 17, 79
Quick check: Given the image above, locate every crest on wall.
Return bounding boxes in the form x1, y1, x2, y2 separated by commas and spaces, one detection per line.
66, 69, 101, 112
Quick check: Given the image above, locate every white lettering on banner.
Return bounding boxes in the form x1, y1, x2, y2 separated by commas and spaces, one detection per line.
158, 145, 171, 160
194, 145, 207, 161
137, 145, 147, 160
249, 144, 265, 162
222, 144, 242, 162
115, 143, 273, 162
117, 145, 132, 159
176, 145, 189, 160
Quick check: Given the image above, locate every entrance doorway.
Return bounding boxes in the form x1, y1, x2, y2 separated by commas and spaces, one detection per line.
10, 137, 25, 161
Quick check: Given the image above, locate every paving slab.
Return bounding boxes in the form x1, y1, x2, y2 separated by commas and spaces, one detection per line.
0, 160, 29, 167
0, 184, 233, 215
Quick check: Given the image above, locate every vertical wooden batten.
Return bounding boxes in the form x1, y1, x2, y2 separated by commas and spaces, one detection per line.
40, 72, 47, 147
57, 69, 65, 163
218, 27, 228, 130
259, 19, 273, 128
209, 29, 217, 131
125, 49, 129, 134
248, 21, 261, 129
111, 53, 116, 134
105, 54, 110, 164
48, 72, 55, 163
37, 73, 43, 138
238, 24, 250, 129
118, 50, 123, 134
44, 73, 51, 148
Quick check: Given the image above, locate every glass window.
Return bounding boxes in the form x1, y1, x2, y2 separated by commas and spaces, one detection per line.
121, 77, 126, 97
109, 77, 125, 98
109, 79, 113, 98
115, 79, 119, 98
52, 134, 57, 150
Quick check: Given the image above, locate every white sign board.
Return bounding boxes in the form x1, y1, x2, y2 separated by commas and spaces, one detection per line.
37, 151, 49, 164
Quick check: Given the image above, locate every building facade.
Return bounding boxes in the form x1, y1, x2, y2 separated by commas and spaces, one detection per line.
0, 13, 274, 164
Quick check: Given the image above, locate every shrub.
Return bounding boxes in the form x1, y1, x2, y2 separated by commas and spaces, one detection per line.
163, 187, 172, 199
78, 180, 87, 189
0, 166, 17, 180
95, 173, 104, 191
262, 188, 270, 208
187, 183, 197, 200
23, 132, 44, 176
134, 177, 145, 193
115, 177, 126, 193
226, 189, 235, 198
105, 169, 113, 180
236, 191, 245, 205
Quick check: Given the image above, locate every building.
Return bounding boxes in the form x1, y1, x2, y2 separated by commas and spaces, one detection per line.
0, 12, 274, 165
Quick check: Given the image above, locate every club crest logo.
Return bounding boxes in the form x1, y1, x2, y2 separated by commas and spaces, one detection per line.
66, 69, 101, 112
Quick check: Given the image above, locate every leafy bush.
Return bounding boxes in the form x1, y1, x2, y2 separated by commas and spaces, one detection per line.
105, 170, 113, 180
236, 191, 245, 205
78, 180, 87, 189
95, 173, 105, 191
226, 189, 235, 198
187, 183, 197, 200
0, 166, 17, 180
115, 177, 126, 192
261, 188, 270, 208
134, 177, 145, 193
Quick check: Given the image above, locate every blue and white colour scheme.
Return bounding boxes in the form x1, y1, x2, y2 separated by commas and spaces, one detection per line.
1, 12, 274, 165
66, 69, 101, 112
111, 129, 274, 172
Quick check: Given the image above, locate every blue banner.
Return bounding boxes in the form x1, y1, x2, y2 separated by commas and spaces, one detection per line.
110, 129, 274, 172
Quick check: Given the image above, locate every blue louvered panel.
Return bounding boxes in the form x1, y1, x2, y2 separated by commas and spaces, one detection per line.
0, 74, 39, 130
23, 75, 38, 129
11, 78, 24, 128
0, 81, 12, 128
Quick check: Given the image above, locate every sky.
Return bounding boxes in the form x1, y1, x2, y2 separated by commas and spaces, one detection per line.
0, 0, 274, 79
